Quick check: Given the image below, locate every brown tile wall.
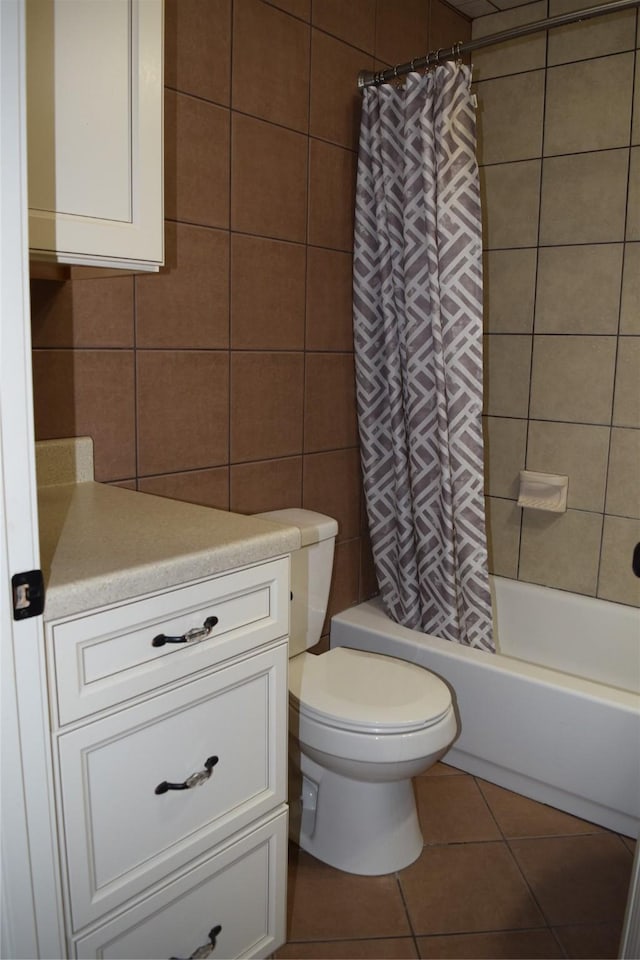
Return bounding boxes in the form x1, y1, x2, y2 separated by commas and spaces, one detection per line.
30, 0, 471, 625
475, 0, 640, 606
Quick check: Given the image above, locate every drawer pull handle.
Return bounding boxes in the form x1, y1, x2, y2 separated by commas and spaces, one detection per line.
170, 924, 222, 959
171, 923, 222, 960
155, 756, 219, 795
152, 615, 219, 648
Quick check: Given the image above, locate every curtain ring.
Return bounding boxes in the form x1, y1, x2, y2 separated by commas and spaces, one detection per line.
455, 41, 463, 65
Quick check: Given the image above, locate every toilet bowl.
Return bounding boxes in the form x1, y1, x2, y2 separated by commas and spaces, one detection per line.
254, 508, 458, 875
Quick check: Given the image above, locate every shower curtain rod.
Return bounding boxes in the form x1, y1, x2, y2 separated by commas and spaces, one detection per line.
357, 0, 640, 88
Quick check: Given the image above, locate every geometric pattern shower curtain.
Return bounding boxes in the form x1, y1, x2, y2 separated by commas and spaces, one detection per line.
353, 64, 494, 652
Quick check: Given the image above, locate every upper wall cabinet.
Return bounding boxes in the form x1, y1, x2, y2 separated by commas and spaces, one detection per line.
26, 0, 164, 272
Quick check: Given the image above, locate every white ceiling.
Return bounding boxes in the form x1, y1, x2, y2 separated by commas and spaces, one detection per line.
445, 0, 540, 20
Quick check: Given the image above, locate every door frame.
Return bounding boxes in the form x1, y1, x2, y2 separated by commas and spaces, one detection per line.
1, 2, 64, 956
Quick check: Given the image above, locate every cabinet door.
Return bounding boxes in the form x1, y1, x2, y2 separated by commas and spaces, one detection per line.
58, 644, 287, 929
73, 810, 288, 960
26, 0, 163, 270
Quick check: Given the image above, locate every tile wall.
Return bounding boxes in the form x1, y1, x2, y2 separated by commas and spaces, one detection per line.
475, 0, 640, 605
29, 0, 471, 628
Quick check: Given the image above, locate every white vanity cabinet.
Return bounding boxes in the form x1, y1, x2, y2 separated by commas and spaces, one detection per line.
26, 0, 164, 271
45, 558, 290, 960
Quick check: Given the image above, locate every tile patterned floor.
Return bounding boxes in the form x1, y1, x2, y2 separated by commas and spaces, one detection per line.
276, 763, 636, 959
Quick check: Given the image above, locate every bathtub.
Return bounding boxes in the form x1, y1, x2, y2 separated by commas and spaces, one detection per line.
330, 576, 640, 837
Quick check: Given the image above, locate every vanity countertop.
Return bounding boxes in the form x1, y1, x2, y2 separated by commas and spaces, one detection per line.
37, 439, 300, 622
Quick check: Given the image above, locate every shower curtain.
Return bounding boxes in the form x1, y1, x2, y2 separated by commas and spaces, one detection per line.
353, 63, 494, 652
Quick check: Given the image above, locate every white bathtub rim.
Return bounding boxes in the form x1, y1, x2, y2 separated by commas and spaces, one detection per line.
332, 596, 640, 708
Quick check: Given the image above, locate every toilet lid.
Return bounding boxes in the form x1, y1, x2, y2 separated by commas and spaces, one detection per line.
289, 647, 452, 734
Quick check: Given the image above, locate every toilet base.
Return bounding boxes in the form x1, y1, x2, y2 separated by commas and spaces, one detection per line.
291, 752, 424, 875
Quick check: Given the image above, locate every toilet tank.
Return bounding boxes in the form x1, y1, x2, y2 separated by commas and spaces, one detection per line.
253, 509, 338, 656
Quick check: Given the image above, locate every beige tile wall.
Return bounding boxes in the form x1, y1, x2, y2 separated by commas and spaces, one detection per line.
475, 0, 640, 606
30, 0, 471, 626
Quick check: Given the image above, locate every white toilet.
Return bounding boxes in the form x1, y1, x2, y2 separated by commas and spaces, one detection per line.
255, 508, 458, 876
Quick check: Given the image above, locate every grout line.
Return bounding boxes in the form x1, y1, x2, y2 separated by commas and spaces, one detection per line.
479, 144, 632, 168
485, 330, 625, 335
300, 0, 314, 513
550, 925, 571, 959
500, 836, 558, 936
132, 273, 140, 491
228, 0, 235, 508
473, 774, 508, 839
482, 414, 638, 430
516, 0, 549, 581
393, 866, 420, 955
486, 239, 627, 251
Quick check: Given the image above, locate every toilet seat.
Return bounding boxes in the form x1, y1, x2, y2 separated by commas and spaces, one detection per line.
288, 646, 452, 735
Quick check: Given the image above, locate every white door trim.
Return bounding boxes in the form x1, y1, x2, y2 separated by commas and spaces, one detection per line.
0, 2, 64, 956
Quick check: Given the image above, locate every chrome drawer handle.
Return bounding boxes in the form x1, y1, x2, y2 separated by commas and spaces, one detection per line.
155, 756, 219, 795
170, 925, 222, 959
152, 615, 218, 648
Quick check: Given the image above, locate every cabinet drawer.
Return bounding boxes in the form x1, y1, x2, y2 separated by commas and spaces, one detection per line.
58, 644, 287, 930
73, 809, 288, 959
49, 558, 289, 725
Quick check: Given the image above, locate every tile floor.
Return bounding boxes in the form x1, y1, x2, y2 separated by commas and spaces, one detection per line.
276, 762, 636, 959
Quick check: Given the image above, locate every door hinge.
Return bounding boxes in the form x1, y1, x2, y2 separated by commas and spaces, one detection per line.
11, 570, 45, 620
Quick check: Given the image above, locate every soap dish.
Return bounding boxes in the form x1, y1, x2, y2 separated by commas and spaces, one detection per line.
518, 470, 569, 513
